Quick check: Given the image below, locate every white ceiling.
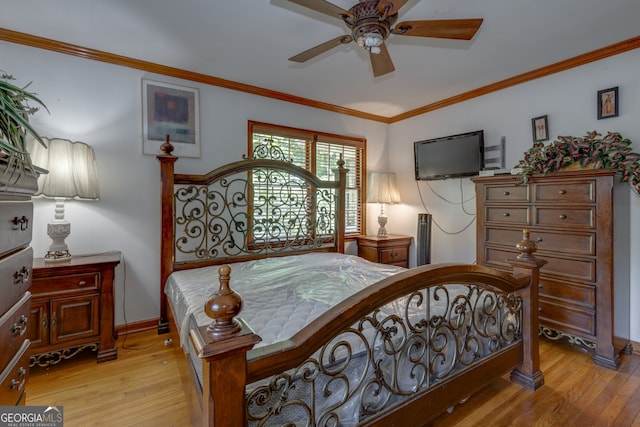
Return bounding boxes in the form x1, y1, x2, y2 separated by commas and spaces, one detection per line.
2, 0, 640, 118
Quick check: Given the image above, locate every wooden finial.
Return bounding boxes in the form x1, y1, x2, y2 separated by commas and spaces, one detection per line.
515, 228, 537, 260
160, 134, 174, 155
204, 265, 243, 339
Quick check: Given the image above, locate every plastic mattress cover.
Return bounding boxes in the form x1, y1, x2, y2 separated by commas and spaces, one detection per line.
164, 252, 405, 349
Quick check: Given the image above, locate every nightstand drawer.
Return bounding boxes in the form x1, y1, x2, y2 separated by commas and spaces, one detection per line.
379, 248, 408, 265
32, 272, 100, 294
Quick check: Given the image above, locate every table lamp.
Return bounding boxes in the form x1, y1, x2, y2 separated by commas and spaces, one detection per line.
29, 137, 99, 261
366, 172, 401, 237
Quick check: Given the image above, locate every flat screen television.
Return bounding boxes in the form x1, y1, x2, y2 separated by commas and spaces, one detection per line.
414, 130, 484, 180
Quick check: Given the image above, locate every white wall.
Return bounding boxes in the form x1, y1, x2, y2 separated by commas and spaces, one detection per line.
1, 41, 388, 327
387, 49, 640, 341
5, 39, 640, 342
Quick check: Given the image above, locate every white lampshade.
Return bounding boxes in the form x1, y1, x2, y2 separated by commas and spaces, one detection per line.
366, 172, 401, 237
29, 137, 100, 200
367, 172, 401, 204
28, 137, 100, 261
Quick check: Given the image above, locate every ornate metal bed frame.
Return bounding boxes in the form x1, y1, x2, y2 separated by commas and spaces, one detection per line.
157, 138, 546, 426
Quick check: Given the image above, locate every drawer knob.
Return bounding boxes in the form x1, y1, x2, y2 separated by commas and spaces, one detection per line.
536, 237, 543, 242
558, 189, 567, 195
11, 215, 29, 231
13, 266, 30, 284
78, 280, 87, 287
11, 315, 28, 336
503, 212, 510, 217
503, 191, 510, 196
559, 214, 567, 219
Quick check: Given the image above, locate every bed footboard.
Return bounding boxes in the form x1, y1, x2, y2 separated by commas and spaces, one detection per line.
191, 230, 546, 426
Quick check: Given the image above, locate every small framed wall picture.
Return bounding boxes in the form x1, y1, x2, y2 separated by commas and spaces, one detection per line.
597, 86, 618, 119
142, 79, 200, 157
531, 115, 549, 142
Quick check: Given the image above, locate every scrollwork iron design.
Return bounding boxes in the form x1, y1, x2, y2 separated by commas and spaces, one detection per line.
246, 283, 523, 426
174, 143, 338, 262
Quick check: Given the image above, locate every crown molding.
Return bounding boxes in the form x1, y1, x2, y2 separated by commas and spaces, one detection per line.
1, 27, 638, 124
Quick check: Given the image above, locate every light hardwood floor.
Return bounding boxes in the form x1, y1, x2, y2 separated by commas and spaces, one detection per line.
27, 330, 640, 427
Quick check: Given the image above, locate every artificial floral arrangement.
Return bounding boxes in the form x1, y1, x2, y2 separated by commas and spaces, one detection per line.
516, 131, 640, 195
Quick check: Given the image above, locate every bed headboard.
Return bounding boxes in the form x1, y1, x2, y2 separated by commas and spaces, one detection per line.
157, 137, 348, 331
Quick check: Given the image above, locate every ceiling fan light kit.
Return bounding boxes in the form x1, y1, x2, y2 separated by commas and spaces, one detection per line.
288, 0, 483, 77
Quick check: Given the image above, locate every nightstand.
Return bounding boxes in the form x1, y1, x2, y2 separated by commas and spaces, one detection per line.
28, 252, 121, 367
357, 235, 412, 268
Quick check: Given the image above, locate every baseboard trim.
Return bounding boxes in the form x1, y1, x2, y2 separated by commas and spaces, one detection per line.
116, 318, 159, 336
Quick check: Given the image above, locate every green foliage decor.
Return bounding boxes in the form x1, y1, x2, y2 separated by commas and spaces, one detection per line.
516, 131, 640, 195
0, 71, 48, 174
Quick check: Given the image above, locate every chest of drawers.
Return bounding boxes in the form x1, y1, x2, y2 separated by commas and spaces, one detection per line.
473, 170, 630, 370
0, 161, 39, 406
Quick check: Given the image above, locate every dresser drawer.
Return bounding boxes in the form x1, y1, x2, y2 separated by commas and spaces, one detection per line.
0, 201, 33, 258
0, 247, 33, 316
539, 299, 595, 337
535, 181, 595, 203
539, 278, 595, 308
484, 227, 595, 256
484, 206, 529, 225
0, 293, 31, 373
32, 272, 100, 294
484, 184, 529, 203
484, 247, 595, 283
535, 207, 595, 229
0, 340, 30, 406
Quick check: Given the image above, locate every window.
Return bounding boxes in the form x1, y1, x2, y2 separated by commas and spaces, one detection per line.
249, 121, 365, 237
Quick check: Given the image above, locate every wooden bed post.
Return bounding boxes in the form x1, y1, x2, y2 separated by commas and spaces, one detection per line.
157, 136, 178, 334
191, 265, 261, 427
508, 228, 547, 390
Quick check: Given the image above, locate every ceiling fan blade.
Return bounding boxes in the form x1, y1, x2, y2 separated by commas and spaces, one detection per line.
287, 0, 354, 20
377, 0, 409, 16
370, 43, 395, 77
289, 35, 353, 63
393, 19, 483, 40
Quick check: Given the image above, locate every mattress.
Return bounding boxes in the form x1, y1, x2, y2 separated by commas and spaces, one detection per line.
164, 252, 405, 349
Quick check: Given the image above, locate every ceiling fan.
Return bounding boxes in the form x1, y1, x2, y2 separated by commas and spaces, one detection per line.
287, 0, 483, 77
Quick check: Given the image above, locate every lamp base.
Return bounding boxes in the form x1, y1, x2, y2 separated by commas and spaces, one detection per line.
377, 213, 388, 238
45, 249, 72, 262
46, 220, 71, 262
